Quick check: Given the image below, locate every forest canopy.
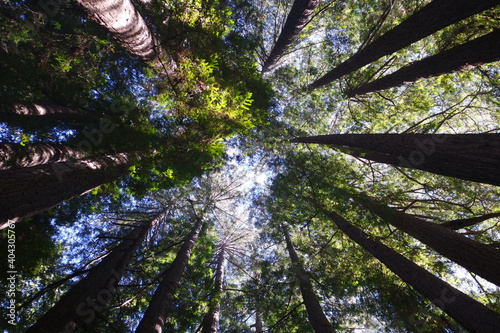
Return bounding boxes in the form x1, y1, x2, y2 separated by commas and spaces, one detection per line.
1, 0, 499, 332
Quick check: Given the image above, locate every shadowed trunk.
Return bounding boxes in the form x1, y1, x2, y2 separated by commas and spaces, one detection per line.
254, 309, 264, 333
441, 212, 500, 230
0, 103, 87, 125
343, 190, 500, 286
292, 133, 500, 186
27, 210, 166, 332
135, 216, 205, 333
0, 143, 83, 169
308, 0, 500, 89
262, 0, 321, 73
349, 29, 500, 96
325, 209, 500, 332
201, 246, 226, 333
75, 0, 178, 77
0, 152, 139, 227
282, 225, 336, 333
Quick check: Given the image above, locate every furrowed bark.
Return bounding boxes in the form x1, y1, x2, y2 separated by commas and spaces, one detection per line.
325, 209, 500, 332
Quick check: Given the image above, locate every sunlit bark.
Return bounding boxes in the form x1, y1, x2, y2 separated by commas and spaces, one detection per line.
282, 225, 336, 333
292, 133, 500, 186
309, 0, 500, 89
0, 152, 139, 227
27, 211, 166, 332
0, 143, 83, 169
75, 0, 178, 77
135, 216, 204, 333
326, 209, 500, 332
0, 103, 85, 124
262, 0, 320, 73
349, 30, 500, 96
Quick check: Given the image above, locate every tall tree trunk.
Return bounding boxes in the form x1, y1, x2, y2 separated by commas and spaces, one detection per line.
441, 212, 500, 230
282, 225, 336, 333
0, 152, 139, 227
325, 209, 500, 332
0, 143, 83, 169
292, 133, 500, 186
135, 216, 205, 333
262, 0, 321, 73
27, 210, 167, 332
308, 0, 500, 89
348, 29, 500, 96
341, 190, 500, 286
74, 0, 178, 78
0, 103, 87, 125
254, 309, 264, 333
201, 246, 226, 333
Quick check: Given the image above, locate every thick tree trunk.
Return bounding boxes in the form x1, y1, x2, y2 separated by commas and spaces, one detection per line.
441, 212, 500, 230
349, 29, 500, 96
0, 152, 139, 227
343, 191, 500, 286
0, 103, 87, 125
75, 0, 178, 77
201, 246, 226, 333
292, 133, 500, 186
325, 209, 500, 332
0, 143, 83, 169
282, 225, 336, 333
309, 0, 500, 89
27, 211, 166, 332
262, 0, 321, 73
135, 216, 205, 333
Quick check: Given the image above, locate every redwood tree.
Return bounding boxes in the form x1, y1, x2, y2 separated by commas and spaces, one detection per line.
325, 209, 500, 332
262, 0, 321, 73
0, 143, 83, 169
282, 224, 336, 333
292, 133, 500, 186
27, 209, 167, 332
348, 29, 500, 96
308, 0, 500, 89
201, 245, 226, 333
0, 152, 140, 227
135, 215, 205, 333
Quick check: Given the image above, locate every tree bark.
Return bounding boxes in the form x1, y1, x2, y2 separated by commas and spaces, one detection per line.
349, 29, 500, 96
282, 225, 336, 333
325, 209, 500, 333
0, 143, 83, 169
201, 246, 226, 333
343, 190, 500, 286
0, 152, 139, 227
292, 133, 500, 186
135, 216, 205, 333
308, 0, 500, 89
262, 0, 321, 73
441, 212, 500, 230
74, 0, 178, 77
0, 103, 87, 125
27, 210, 166, 332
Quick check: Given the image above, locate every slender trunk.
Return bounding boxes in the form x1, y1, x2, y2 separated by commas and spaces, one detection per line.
441, 212, 500, 230
201, 246, 226, 333
254, 309, 264, 333
282, 225, 336, 333
0, 143, 83, 169
309, 0, 500, 89
0, 152, 139, 227
349, 29, 500, 96
262, 0, 321, 73
27, 210, 166, 332
325, 209, 500, 332
344, 190, 500, 286
135, 216, 205, 333
292, 133, 500, 186
75, 0, 178, 77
